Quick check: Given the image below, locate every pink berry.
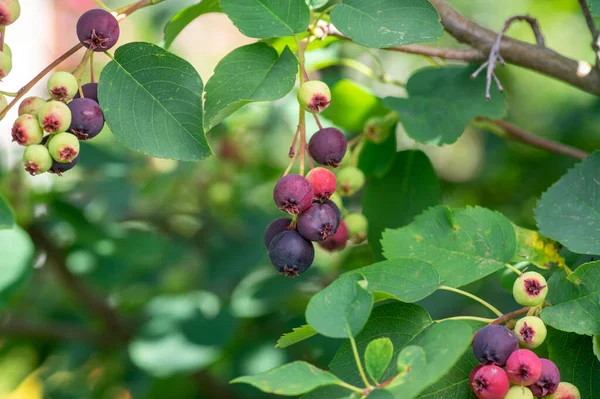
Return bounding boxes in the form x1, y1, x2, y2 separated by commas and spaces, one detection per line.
505, 349, 542, 386
11, 114, 43, 146
528, 358, 560, 397
306, 167, 336, 201
471, 365, 510, 399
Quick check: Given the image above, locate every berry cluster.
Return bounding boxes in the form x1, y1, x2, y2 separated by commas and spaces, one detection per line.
469, 271, 580, 399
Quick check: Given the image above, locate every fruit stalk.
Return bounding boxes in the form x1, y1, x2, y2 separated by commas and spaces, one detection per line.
439, 285, 504, 317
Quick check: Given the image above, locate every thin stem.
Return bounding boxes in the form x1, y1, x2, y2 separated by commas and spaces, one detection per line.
439, 286, 503, 317
0, 90, 18, 97
578, 0, 600, 64
489, 307, 530, 325
313, 113, 323, 129
349, 330, 373, 389
0, 27, 5, 52
115, 0, 167, 18
436, 316, 496, 323
90, 52, 96, 83
299, 111, 306, 175
335, 381, 365, 395
289, 126, 300, 157
283, 151, 299, 176
505, 263, 524, 276
94, 0, 113, 11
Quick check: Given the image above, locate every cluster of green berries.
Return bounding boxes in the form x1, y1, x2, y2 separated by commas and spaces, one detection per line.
469, 271, 580, 399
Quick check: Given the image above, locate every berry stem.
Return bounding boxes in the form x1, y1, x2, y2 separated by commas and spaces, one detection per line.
439, 285, 504, 317
334, 381, 365, 395
73, 49, 93, 98
489, 307, 530, 326
435, 316, 496, 323
0, 27, 5, 53
93, 0, 113, 12
282, 151, 299, 176
312, 113, 324, 129
295, 36, 310, 177
90, 52, 96, 83
288, 126, 300, 157
115, 0, 167, 18
505, 263, 523, 276
299, 110, 306, 175
0, 90, 18, 97
348, 328, 373, 389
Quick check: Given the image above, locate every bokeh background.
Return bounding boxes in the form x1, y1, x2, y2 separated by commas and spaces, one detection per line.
0, 0, 598, 398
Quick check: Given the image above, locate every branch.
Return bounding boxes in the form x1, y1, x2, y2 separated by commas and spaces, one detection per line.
0, 316, 112, 345
386, 44, 485, 62
577, 0, 600, 63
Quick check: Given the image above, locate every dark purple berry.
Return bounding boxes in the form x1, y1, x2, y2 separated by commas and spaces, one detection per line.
74, 83, 99, 103
528, 358, 560, 397
273, 174, 314, 215
77, 9, 120, 52
505, 349, 542, 386
268, 231, 314, 277
49, 154, 79, 176
471, 365, 510, 399
308, 128, 347, 167
297, 203, 338, 242
264, 218, 293, 249
67, 98, 105, 140
319, 220, 348, 252
321, 199, 341, 229
473, 324, 518, 367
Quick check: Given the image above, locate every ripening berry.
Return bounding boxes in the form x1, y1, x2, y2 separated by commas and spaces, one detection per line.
273, 174, 314, 215
67, 98, 105, 140
269, 230, 314, 277
23, 144, 52, 176
337, 166, 366, 197
504, 386, 534, 399
306, 167, 336, 201
11, 114, 43, 146
18, 96, 47, 117
77, 9, 120, 52
38, 100, 72, 133
297, 202, 339, 242
0, 0, 20, 25
513, 271, 548, 307
297, 80, 331, 113
48, 133, 79, 163
319, 219, 348, 252
49, 155, 79, 176
472, 324, 518, 367
514, 316, 547, 349
74, 82, 99, 103
470, 365, 509, 399
528, 358, 560, 397
47, 71, 79, 102
264, 218, 293, 249
363, 116, 392, 144
344, 213, 368, 243
0, 47, 12, 78
308, 127, 347, 167
505, 349, 542, 386
547, 382, 581, 399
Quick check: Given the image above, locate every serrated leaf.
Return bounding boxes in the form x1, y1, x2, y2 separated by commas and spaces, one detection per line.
276, 324, 318, 348
384, 66, 506, 145
382, 206, 517, 288
0, 195, 14, 230
306, 273, 373, 338
163, 0, 221, 49
231, 361, 352, 396
365, 338, 394, 382
541, 261, 600, 335
363, 150, 441, 259
204, 43, 298, 132
220, 0, 310, 38
512, 225, 566, 270
330, 0, 443, 48
535, 152, 600, 255
0, 227, 34, 300
99, 42, 210, 161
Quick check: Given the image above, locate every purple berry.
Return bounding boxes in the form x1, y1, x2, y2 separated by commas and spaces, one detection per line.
297, 202, 339, 242
471, 365, 510, 399
472, 325, 518, 367
268, 231, 314, 277
273, 174, 314, 215
319, 220, 348, 252
74, 83, 99, 103
321, 199, 341, 228
505, 349, 542, 386
264, 218, 293, 249
77, 9, 120, 52
67, 98, 105, 140
49, 155, 79, 176
308, 128, 347, 167
528, 358, 560, 397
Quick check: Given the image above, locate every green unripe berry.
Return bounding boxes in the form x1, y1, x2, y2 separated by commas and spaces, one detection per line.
297, 80, 331, 113
345, 213, 368, 243
23, 144, 52, 176
48, 71, 79, 102
2, 43, 11, 58
0, 49, 12, 79
336, 166, 365, 197
514, 316, 547, 349
504, 386, 534, 399
513, 271, 548, 306
48, 132, 80, 163
0, 93, 7, 113
0, 0, 21, 26
38, 100, 72, 133
18, 96, 47, 117
547, 382, 581, 399
11, 114, 43, 146
208, 182, 233, 208
363, 116, 393, 144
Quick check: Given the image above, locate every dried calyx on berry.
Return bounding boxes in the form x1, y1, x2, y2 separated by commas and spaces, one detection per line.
319, 219, 348, 252
528, 358, 560, 397
470, 365, 509, 399
297, 202, 339, 242
513, 271, 548, 306
273, 174, 314, 215
0, 0, 20, 26
11, 114, 43, 146
297, 80, 331, 113
77, 9, 120, 52
514, 316, 547, 349
67, 98, 105, 140
38, 101, 72, 134
48, 71, 79, 102
48, 133, 80, 163
308, 127, 347, 167
23, 144, 52, 176
472, 324, 518, 367
269, 230, 314, 277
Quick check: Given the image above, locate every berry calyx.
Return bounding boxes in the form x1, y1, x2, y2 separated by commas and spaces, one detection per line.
308, 127, 347, 167
23, 144, 52, 176
264, 218, 293, 249
505, 349, 542, 386
77, 9, 120, 52
337, 166, 366, 197
319, 220, 348, 252
0, 0, 20, 26
472, 324, 518, 367
344, 213, 368, 243
74, 82, 99, 103
321, 199, 341, 229
547, 382, 581, 399
514, 316, 547, 349
48, 133, 80, 163
528, 358, 560, 397
0, 46, 12, 79
67, 98, 105, 140
504, 386, 534, 399
306, 167, 336, 201
470, 365, 510, 399
297, 202, 339, 242
297, 80, 331, 113
47, 71, 79, 102
38, 101, 72, 133
18, 96, 47, 117
469, 364, 484, 386
273, 174, 314, 215
513, 271, 548, 307
11, 114, 43, 146
268, 231, 315, 277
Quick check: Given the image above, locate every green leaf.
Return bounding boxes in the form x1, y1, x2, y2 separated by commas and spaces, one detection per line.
0, 195, 14, 230
362, 151, 441, 259
220, 0, 310, 38
535, 152, 600, 255
99, 42, 210, 161
594, 335, 600, 362
384, 66, 506, 145
358, 123, 397, 178
541, 262, 600, 335
512, 225, 566, 270
0, 227, 34, 299
547, 327, 600, 398
306, 273, 373, 338
368, 390, 394, 399
203, 43, 298, 132
382, 206, 517, 288
231, 361, 352, 396
276, 324, 318, 348
301, 386, 361, 399
588, 0, 600, 16
330, 0, 443, 48
306, 0, 329, 9
163, 0, 221, 49
348, 259, 441, 303
365, 338, 394, 382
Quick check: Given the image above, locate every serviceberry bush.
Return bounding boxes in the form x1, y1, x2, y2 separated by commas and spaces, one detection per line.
0, 0, 599, 398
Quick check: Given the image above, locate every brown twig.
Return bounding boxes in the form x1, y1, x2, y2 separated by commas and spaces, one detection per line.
578, 0, 600, 64
387, 44, 485, 61
0, 316, 112, 345
489, 307, 530, 326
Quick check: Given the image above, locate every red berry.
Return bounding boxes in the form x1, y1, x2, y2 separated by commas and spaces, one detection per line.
273, 174, 314, 215
471, 365, 510, 399
505, 349, 542, 386
306, 167, 336, 201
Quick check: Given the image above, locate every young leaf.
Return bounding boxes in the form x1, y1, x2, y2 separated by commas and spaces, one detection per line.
512, 225, 566, 270
231, 361, 353, 396
365, 338, 394, 382
330, 0, 443, 48
163, 0, 221, 49
276, 324, 318, 348
0, 227, 34, 301
535, 152, 600, 255
382, 206, 517, 288
0, 195, 14, 230
220, 0, 310, 39
384, 66, 506, 145
541, 262, 600, 335
204, 43, 298, 132
362, 151, 441, 259
99, 42, 210, 161
305, 273, 373, 338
